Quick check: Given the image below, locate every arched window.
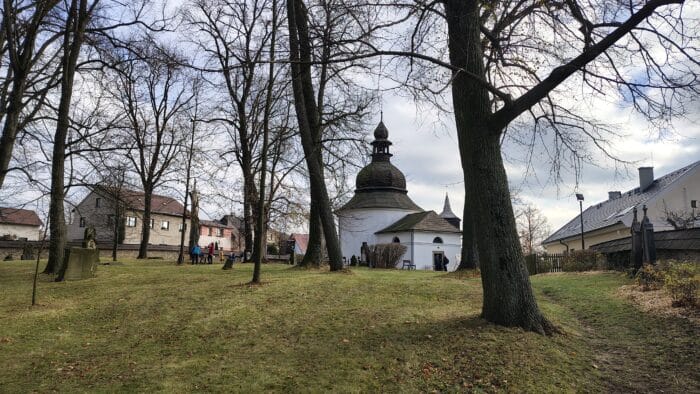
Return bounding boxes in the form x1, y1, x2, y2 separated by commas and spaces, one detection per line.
432, 237, 443, 244
392, 236, 400, 243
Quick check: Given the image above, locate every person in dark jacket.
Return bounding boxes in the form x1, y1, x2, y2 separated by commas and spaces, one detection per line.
443, 256, 449, 271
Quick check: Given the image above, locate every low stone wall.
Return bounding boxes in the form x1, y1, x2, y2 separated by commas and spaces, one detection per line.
0, 240, 186, 261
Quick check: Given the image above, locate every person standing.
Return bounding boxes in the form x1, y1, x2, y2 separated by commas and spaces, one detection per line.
208, 243, 214, 264
191, 244, 201, 264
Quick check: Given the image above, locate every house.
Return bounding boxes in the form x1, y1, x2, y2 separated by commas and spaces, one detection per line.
67, 187, 190, 247
198, 219, 240, 252
543, 160, 700, 253
288, 233, 309, 255
335, 121, 461, 271
0, 207, 43, 241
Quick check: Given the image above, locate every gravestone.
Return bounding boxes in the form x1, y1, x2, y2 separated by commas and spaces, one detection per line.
630, 207, 643, 271
641, 205, 656, 265
20, 242, 35, 260
58, 226, 99, 281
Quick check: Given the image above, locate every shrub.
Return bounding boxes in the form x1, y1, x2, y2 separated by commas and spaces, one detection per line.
368, 243, 407, 269
267, 244, 279, 255
664, 263, 699, 308
635, 264, 666, 291
562, 250, 603, 272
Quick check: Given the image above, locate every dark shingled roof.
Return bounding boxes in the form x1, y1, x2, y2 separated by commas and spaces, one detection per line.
337, 191, 422, 212
376, 211, 461, 234
439, 194, 459, 219
543, 160, 700, 244
355, 161, 407, 192
591, 228, 700, 253
0, 207, 43, 226
200, 219, 235, 229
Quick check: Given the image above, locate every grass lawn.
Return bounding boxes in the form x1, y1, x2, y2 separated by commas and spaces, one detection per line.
0, 260, 697, 392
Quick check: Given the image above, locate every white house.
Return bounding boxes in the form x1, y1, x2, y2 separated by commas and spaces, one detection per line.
543, 160, 700, 253
336, 121, 462, 271
0, 207, 43, 241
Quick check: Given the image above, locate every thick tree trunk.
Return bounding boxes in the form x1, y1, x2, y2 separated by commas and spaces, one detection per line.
445, 0, 552, 334
242, 162, 256, 261
287, 0, 343, 271
137, 190, 152, 259
457, 191, 478, 270
300, 200, 323, 267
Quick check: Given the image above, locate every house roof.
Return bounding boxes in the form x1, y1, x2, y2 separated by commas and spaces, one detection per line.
200, 219, 235, 229
0, 207, 43, 227
289, 233, 309, 254
543, 160, 700, 245
94, 186, 188, 217
337, 191, 423, 212
376, 211, 461, 234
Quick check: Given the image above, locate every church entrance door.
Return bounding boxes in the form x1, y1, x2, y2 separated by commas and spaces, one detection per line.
433, 251, 445, 271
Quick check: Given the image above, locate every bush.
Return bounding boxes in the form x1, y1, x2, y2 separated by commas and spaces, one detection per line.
562, 250, 604, 272
368, 243, 407, 269
664, 263, 699, 308
267, 244, 279, 255
635, 264, 666, 291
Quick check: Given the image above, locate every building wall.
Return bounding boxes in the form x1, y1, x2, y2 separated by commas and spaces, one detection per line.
375, 231, 461, 271
198, 226, 238, 251
543, 223, 628, 254
67, 191, 190, 247
647, 168, 700, 231
337, 208, 421, 261
0, 223, 41, 241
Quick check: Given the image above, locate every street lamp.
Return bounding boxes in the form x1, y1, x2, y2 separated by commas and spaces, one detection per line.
576, 193, 585, 250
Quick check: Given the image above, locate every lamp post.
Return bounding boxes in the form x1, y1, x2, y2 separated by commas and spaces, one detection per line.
576, 193, 585, 250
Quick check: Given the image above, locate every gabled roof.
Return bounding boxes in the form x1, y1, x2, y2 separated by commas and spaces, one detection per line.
376, 211, 461, 234
336, 191, 423, 212
93, 186, 187, 217
0, 207, 43, 227
543, 160, 700, 244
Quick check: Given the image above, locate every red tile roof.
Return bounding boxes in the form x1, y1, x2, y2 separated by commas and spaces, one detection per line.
95, 187, 188, 217
0, 207, 43, 227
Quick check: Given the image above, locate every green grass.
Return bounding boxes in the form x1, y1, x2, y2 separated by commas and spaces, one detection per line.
0, 260, 697, 393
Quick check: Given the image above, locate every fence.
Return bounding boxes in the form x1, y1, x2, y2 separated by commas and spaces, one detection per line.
525, 253, 564, 275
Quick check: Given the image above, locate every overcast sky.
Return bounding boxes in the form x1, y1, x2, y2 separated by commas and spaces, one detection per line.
372, 90, 699, 235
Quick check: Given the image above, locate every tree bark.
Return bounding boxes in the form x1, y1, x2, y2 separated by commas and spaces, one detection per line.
287, 0, 343, 271
457, 192, 478, 270
299, 200, 323, 267
445, 0, 552, 333
137, 188, 152, 259
44, 0, 90, 277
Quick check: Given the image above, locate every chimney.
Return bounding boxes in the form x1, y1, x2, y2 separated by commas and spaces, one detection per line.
639, 167, 654, 192
608, 191, 622, 200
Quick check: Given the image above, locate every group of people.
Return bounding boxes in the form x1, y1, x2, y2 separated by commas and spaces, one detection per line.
190, 243, 215, 264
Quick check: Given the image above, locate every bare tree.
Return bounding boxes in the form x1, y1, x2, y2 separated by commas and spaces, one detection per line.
102, 37, 195, 259
0, 0, 61, 190
516, 203, 550, 255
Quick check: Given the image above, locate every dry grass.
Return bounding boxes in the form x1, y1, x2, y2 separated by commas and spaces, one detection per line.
618, 285, 700, 325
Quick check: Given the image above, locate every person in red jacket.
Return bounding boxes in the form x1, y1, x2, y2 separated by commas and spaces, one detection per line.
207, 243, 214, 264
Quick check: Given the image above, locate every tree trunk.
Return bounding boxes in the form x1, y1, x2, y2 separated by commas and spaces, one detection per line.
300, 199, 323, 267
44, 0, 88, 277
287, 0, 343, 271
137, 189, 152, 259
242, 161, 256, 261
457, 191, 478, 270
445, 0, 552, 334
0, 78, 27, 189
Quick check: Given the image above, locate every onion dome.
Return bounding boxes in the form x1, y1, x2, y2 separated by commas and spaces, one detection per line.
336, 121, 422, 212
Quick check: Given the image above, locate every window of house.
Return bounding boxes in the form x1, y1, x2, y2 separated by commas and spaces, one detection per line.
392, 236, 400, 243
161, 221, 170, 230
433, 237, 443, 244
95, 198, 101, 208
216, 228, 224, 237
126, 216, 137, 227
208, 227, 212, 236
179, 223, 185, 232
79, 217, 86, 228
150, 219, 155, 229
